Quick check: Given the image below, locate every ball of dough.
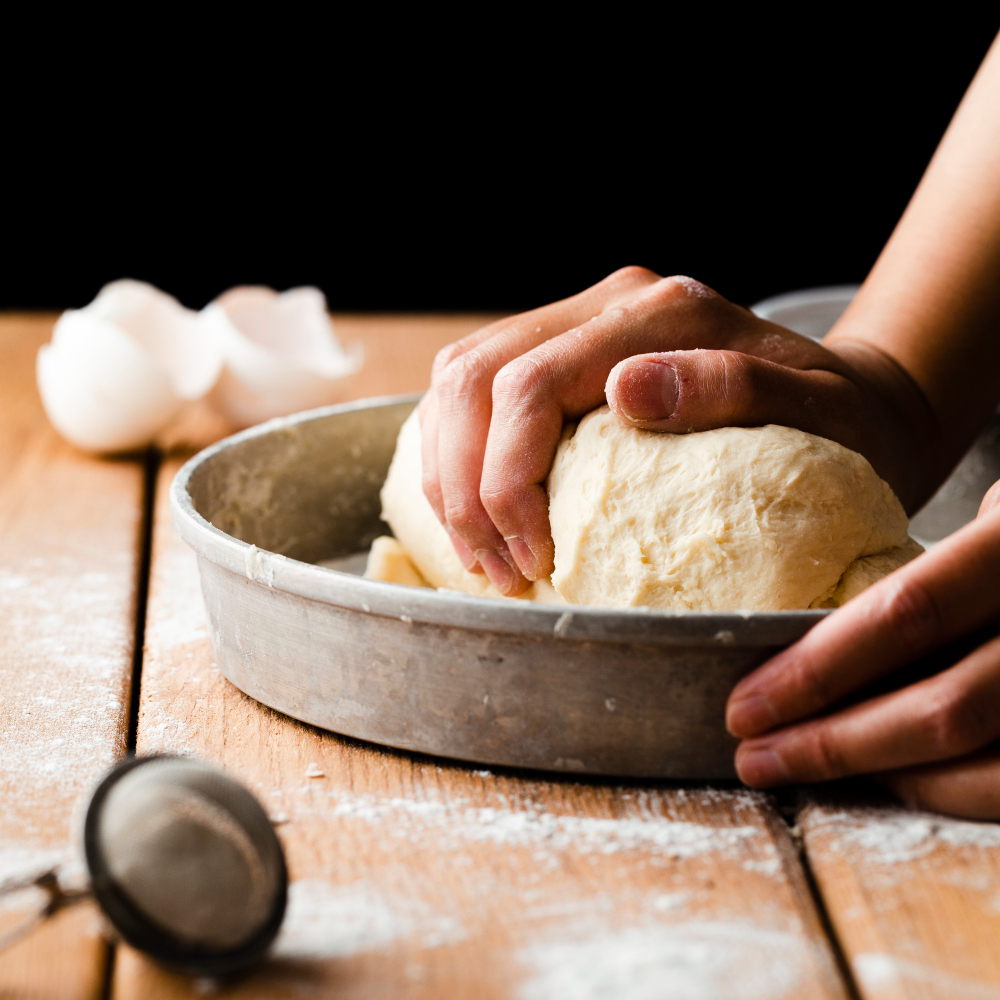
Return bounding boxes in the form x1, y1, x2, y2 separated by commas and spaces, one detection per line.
547, 407, 919, 611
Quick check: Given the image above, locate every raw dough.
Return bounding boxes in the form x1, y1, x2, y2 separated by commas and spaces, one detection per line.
364, 536, 430, 588
548, 407, 920, 610
821, 537, 925, 607
376, 406, 921, 610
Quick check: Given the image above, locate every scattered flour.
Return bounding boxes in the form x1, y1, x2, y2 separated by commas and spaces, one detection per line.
518, 922, 806, 1000
327, 791, 763, 861
144, 541, 208, 651
0, 559, 133, 848
853, 952, 1000, 999
272, 879, 465, 959
807, 807, 1000, 864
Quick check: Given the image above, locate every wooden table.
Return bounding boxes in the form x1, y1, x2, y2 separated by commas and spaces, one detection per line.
3, 313, 1000, 1000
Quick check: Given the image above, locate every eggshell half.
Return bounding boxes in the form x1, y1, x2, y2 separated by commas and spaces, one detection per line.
203, 286, 362, 426
36, 280, 224, 454
87, 280, 222, 399
37, 310, 181, 453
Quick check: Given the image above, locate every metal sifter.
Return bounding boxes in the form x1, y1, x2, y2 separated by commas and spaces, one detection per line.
0, 755, 287, 976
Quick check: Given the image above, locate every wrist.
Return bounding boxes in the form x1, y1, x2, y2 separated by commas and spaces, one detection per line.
824, 339, 943, 513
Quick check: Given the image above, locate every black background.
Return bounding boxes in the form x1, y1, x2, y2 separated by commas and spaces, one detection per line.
4, 17, 997, 314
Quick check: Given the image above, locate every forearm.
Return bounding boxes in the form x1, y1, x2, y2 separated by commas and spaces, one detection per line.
826, 32, 1000, 499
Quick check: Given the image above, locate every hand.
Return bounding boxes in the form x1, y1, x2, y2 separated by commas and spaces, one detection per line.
420, 266, 937, 595
727, 482, 1000, 820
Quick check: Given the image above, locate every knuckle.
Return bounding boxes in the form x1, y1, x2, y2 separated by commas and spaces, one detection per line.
479, 469, 520, 522
718, 351, 756, 399
877, 576, 942, 655
421, 470, 443, 509
435, 353, 488, 403
444, 494, 488, 536
789, 654, 836, 716
479, 480, 510, 521
920, 686, 987, 757
647, 277, 685, 308
644, 276, 700, 311
492, 356, 548, 409
605, 264, 660, 288
666, 275, 714, 298
808, 726, 849, 780
431, 343, 464, 380
651, 274, 714, 306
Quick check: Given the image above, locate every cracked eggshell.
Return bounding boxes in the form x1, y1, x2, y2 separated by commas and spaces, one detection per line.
36, 280, 223, 454
86, 280, 223, 400
203, 286, 363, 426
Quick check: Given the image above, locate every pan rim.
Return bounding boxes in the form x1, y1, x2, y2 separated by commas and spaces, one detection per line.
169, 394, 828, 648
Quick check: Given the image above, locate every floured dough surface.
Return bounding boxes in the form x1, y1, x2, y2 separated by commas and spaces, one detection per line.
374, 405, 921, 610
548, 407, 919, 610
821, 537, 925, 607
378, 409, 564, 603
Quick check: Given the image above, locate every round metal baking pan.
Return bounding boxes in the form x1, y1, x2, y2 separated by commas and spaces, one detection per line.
171, 395, 826, 779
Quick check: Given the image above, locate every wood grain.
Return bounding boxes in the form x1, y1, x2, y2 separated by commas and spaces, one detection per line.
331, 314, 501, 401
114, 316, 850, 999
0, 314, 145, 999
800, 793, 1000, 1000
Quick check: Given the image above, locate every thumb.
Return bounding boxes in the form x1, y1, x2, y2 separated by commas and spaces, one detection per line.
606, 349, 853, 438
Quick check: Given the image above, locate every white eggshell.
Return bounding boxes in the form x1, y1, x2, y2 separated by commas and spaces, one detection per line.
37, 310, 181, 453
204, 286, 362, 426
36, 280, 224, 454
87, 280, 222, 399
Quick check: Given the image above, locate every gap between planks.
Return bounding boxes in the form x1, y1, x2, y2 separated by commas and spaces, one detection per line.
0, 314, 146, 1000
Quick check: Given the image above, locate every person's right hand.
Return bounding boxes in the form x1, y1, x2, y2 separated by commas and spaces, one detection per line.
725, 480, 1000, 820
419, 267, 939, 596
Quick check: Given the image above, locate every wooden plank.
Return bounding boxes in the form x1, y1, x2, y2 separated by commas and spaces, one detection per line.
0, 314, 147, 998
331, 314, 502, 400
800, 794, 1000, 1000
115, 316, 849, 999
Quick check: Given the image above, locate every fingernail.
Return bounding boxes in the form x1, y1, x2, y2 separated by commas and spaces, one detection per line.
614, 359, 678, 422
726, 695, 781, 737
476, 549, 517, 594
447, 525, 482, 572
505, 536, 541, 580
736, 747, 791, 787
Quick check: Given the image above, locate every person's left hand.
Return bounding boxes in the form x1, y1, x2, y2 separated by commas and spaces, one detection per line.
726, 482, 1000, 820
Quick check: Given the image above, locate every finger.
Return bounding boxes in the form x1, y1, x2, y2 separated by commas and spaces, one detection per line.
433, 266, 659, 588
418, 392, 482, 571
606, 349, 913, 495
608, 349, 857, 430
418, 393, 444, 523
876, 746, 1000, 821
734, 631, 1000, 787
727, 506, 1000, 739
